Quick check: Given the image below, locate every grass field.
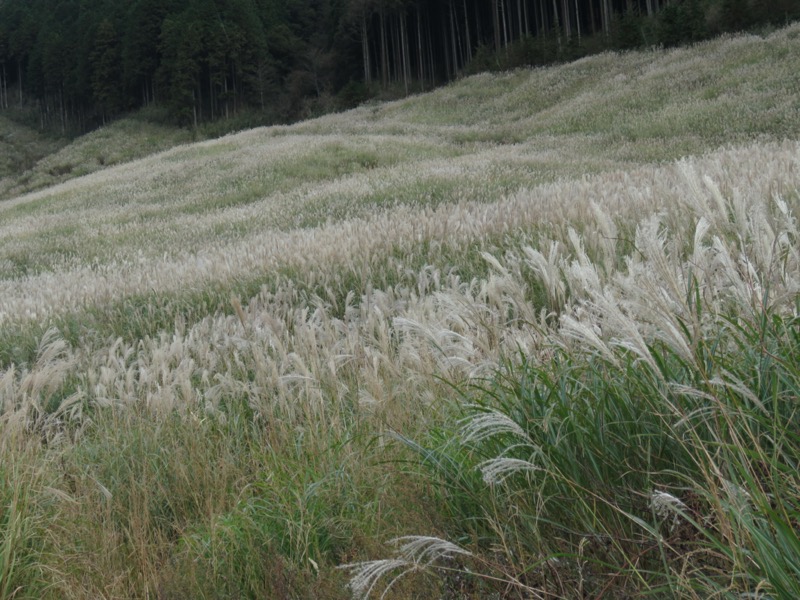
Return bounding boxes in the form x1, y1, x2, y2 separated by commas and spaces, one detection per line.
1, 25, 799, 599
0, 115, 66, 195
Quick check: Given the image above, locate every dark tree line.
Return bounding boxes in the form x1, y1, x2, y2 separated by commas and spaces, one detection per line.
350, 0, 798, 94
0, 0, 354, 130
0, 0, 796, 133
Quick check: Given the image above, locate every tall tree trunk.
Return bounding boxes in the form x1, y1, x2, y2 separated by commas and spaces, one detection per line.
523, 0, 530, 36
391, 14, 400, 83
380, 7, 388, 87
589, 0, 597, 35
223, 73, 228, 119
426, 10, 435, 84
258, 65, 265, 111
59, 87, 65, 134
574, 0, 581, 42
540, 0, 547, 35
233, 61, 239, 113
1, 63, 6, 109
395, 14, 402, 84
600, 0, 606, 35
405, 15, 413, 89
449, 1, 459, 73
400, 13, 409, 95
474, 0, 483, 48
492, 0, 501, 51
209, 73, 215, 120
17, 60, 23, 105
462, 0, 472, 64
501, 0, 510, 47
362, 12, 372, 85
416, 7, 424, 90
561, 0, 572, 39
442, 12, 452, 78
552, 0, 562, 47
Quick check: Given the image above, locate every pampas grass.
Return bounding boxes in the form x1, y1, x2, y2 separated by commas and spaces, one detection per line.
341, 536, 473, 600
352, 154, 799, 596
0, 24, 798, 599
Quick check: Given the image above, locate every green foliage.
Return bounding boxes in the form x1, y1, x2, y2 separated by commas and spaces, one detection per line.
158, 14, 203, 126
0, 449, 48, 600
616, 10, 650, 49
0, 114, 66, 183
122, 0, 170, 106
659, 0, 710, 47
179, 446, 367, 597
90, 20, 123, 120
408, 285, 800, 596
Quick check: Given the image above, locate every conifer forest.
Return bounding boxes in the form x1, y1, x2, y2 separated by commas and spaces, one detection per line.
0, 0, 797, 132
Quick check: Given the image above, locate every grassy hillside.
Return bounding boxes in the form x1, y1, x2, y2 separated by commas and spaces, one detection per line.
0, 115, 66, 187
0, 116, 195, 201
0, 27, 799, 599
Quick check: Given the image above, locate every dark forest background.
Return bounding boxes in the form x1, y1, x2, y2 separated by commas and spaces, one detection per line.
0, 0, 797, 134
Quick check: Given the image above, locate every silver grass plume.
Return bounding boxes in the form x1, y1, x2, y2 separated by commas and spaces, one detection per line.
340, 536, 472, 600
460, 408, 532, 445
479, 456, 541, 485
650, 490, 688, 532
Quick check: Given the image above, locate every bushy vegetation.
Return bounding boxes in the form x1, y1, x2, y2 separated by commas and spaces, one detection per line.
0, 115, 194, 200
361, 185, 800, 597
0, 26, 799, 598
0, 114, 66, 184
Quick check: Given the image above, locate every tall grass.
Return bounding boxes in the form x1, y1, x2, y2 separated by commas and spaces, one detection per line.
0, 25, 799, 599
347, 157, 800, 597
0, 438, 52, 600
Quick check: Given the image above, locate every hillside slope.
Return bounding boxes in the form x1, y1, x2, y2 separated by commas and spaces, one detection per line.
0, 26, 798, 600
0, 114, 66, 186
2, 24, 798, 204
0, 116, 195, 200
2, 26, 798, 318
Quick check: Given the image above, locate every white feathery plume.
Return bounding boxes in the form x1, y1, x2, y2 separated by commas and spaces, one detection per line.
392, 536, 473, 565
523, 242, 566, 312
479, 456, 540, 485
589, 200, 618, 267
340, 536, 472, 600
691, 216, 712, 268
560, 312, 619, 366
460, 408, 532, 445
650, 490, 688, 532
341, 558, 409, 600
